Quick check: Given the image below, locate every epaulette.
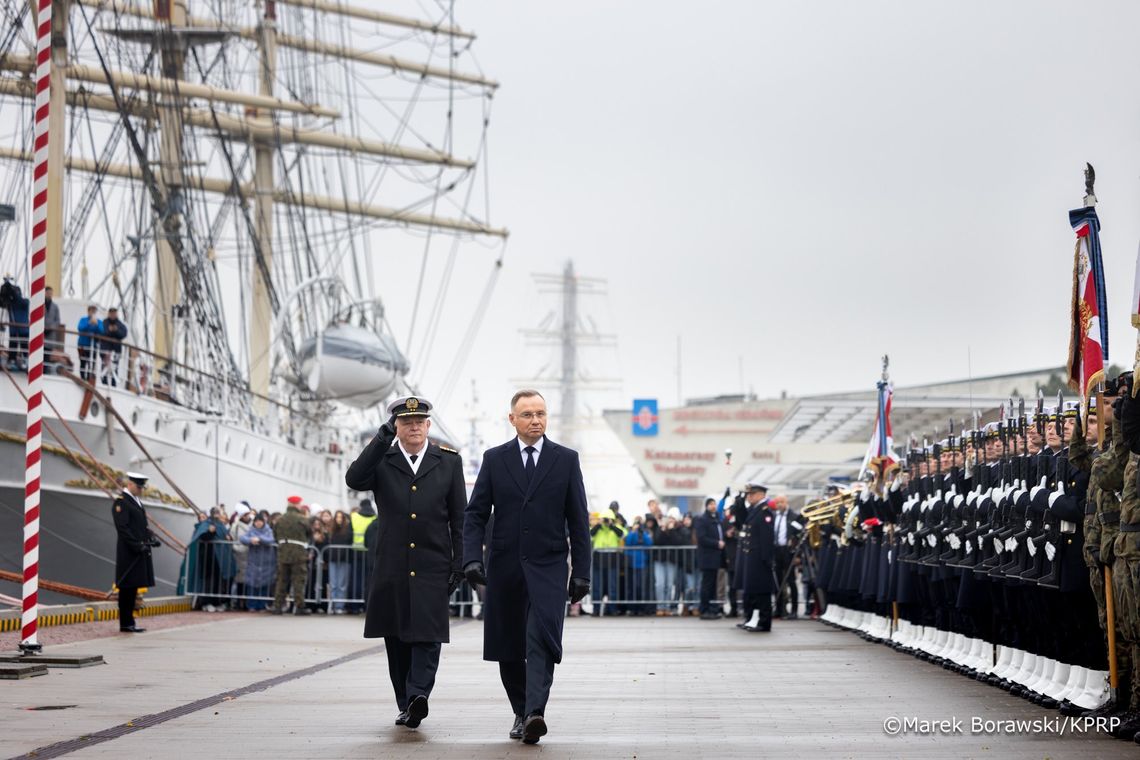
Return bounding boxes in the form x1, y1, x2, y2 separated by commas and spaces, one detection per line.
440, 445, 459, 455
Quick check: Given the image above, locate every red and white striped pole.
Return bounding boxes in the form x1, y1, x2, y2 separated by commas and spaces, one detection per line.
21, 0, 53, 654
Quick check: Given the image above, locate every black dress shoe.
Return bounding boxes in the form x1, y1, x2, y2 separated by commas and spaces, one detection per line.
523, 714, 547, 744
509, 714, 524, 740
405, 695, 428, 728
294, 608, 312, 616
395, 711, 409, 726
270, 608, 284, 615
119, 625, 146, 633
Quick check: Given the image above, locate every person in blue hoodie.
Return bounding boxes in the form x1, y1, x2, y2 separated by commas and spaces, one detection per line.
623, 517, 654, 616
76, 304, 102, 382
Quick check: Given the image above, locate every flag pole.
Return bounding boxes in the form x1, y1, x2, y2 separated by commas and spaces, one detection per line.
19, 0, 53, 657
1082, 163, 1117, 692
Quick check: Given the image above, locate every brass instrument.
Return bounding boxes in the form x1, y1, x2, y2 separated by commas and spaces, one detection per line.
801, 490, 854, 549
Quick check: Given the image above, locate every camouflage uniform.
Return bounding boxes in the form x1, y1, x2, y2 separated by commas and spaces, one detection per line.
1116, 451, 1140, 717
273, 505, 312, 613
1084, 423, 1133, 708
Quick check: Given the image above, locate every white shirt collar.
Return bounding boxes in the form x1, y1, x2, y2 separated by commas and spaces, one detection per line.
398, 440, 426, 475
518, 436, 544, 456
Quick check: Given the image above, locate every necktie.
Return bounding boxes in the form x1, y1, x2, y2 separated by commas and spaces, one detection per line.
410, 454, 418, 463
524, 446, 536, 484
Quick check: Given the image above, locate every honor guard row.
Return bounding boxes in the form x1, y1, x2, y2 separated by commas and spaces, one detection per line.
809, 379, 1140, 744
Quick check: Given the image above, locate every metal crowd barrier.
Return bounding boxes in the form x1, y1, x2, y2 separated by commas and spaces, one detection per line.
183, 541, 755, 616
183, 541, 481, 614
587, 546, 733, 615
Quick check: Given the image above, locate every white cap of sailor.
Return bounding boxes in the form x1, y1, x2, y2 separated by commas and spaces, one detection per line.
126, 471, 149, 487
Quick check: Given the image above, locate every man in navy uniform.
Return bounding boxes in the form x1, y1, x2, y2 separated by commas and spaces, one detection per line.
463, 389, 591, 744
345, 396, 466, 730
733, 482, 776, 632
113, 472, 158, 633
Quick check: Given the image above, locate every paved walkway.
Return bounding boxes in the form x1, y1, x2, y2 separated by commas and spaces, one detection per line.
3, 613, 1134, 759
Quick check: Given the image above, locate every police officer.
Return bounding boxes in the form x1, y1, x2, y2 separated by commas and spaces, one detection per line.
271, 495, 311, 615
113, 472, 158, 633
345, 396, 466, 730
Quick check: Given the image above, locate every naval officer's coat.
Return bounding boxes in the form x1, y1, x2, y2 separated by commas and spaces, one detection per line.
113, 490, 155, 589
346, 432, 466, 643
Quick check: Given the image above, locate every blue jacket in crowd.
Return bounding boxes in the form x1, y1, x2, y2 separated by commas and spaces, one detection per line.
623, 525, 654, 569
77, 315, 102, 347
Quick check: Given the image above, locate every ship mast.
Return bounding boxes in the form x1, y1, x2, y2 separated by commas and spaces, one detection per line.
44, 0, 69, 292
152, 0, 189, 366
250, 0, 277, 403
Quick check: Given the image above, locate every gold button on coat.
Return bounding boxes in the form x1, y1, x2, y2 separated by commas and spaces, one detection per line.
412, 485, 417, 492
411, 513, 417, 519
410, 571, 416, 577
410, 543, 416, 548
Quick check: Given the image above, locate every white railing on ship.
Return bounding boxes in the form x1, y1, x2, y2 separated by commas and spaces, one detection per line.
0, 321, 346, 452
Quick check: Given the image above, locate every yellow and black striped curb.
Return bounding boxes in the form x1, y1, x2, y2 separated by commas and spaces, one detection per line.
0, 596, 192, 632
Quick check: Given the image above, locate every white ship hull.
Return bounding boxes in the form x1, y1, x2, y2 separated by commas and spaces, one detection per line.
0, 371, 348, 597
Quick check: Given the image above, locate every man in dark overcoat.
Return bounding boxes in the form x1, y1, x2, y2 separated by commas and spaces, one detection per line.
736, 482, 776, 632
462, 389, 591, 745
695, 497, 725, 619
113, 472, 157, 633
345, 396, 466, 729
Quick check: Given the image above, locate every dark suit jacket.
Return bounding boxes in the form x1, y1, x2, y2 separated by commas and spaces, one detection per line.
694, 512, 724, 570
346, 434, 466, 643
463, 436, 591, 662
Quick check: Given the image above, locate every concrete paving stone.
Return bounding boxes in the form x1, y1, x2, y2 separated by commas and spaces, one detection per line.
1, 614, 1135, 759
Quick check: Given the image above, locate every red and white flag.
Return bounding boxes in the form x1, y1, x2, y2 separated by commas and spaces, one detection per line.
1066, 206, 1108, 404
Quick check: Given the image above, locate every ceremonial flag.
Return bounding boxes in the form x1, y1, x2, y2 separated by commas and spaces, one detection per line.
859, 379, 898, 481
1133, 235, 1140, 329
1066, 206, 1108, 403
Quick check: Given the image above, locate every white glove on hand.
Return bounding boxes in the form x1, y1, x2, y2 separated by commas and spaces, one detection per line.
1027, 540, 1037, 558
994, 537, 1004, 554
1045, 542, 1056, 562
1005, 536, 1017, 552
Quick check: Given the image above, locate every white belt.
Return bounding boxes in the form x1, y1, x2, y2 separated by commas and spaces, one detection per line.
281, 539, 309, 548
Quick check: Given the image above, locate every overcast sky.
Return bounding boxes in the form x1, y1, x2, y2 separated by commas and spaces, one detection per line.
390, 1, 1140, 437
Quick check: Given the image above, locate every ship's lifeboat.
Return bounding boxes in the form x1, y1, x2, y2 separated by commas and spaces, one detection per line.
297, 324, 409, 408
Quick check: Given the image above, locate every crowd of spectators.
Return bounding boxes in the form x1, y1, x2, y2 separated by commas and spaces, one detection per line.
179, 498, 377, 614
179, 492, 800, 622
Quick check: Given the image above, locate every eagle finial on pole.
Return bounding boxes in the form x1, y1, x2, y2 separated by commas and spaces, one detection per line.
1084, 162, 1097, 206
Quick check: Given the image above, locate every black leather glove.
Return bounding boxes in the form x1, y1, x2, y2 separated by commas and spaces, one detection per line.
568, 577, 590, 604
147, 536, 162, 548
447, 571, 464, 595
378, 413, 397, 441
464, 560, 487, 587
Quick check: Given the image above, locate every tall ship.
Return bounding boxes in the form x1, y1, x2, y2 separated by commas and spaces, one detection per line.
0, 0, 506, 597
